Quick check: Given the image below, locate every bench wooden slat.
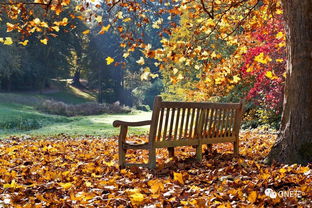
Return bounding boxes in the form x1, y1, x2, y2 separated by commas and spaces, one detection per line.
162, 107, 170, 141
168, 108, 175, 141
184, 108, 191, 138
174, 108, 180, 141
223, 108, 229, 137
179, 108, 186, 140
189, 108, 196, 138
157, 108, 164, 141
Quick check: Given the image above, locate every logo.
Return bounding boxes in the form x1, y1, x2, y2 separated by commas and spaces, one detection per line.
265, 188, 302, 199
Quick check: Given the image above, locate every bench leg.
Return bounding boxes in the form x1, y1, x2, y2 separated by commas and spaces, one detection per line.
148, 148, 156, 169
168, 147, 174, 158
118, 126, 127, 169
118, 147, 126, 169
196, 145, 202, 161
233, 140, 239, 156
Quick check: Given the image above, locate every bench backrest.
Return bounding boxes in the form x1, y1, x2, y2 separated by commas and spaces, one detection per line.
148, 96, 243, 143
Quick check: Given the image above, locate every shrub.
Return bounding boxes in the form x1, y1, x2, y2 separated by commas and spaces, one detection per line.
0, 118, 42, 131
136, 105, 151, 112
37, 100, 131, 116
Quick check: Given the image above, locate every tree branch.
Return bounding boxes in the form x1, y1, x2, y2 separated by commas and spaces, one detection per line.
200, 0, 214, 19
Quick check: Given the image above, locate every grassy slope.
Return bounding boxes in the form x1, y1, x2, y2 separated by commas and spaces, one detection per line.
0, 82, 151, 138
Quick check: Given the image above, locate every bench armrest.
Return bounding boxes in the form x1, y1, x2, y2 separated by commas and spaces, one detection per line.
113, 120, 152, 127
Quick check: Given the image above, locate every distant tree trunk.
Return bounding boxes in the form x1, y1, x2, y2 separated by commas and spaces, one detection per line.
98, 68, 103, 103
72, 68, 82, 88
268, 0, 312, 164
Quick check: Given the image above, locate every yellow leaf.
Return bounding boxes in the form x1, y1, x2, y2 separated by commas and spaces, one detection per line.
59, 182, 72, 189
129, 192, 144, 204
123, 17, 131, 22
232, 75, 241, 83
6, 23, 15, 32
136, 57, 145, 65
123, 52, 130, 58
276, 32, 284, 40
297, 166, 310, 174
3, 180, 22, 189
276, 59, 284, 63
106, 56, 114, 65
210, 51, 216, 58
117, 11, 123, 19
265, 71, 278, 80
177, 73, 184, 80
19, 40, 29, 46
98, 25, 110, 34
82, 29, 90, 35
33, 18, 41, 25
40, 38, 48, 45
248, 191, 257, 203
279, 167, 288, 173
95, 16, 102, 23
52, 26, 60, 32
173, 68, 178, 75
173, 172, 184, 184
254, 52, 271, 64
276, 9, 283, 14
85, 181, 92, 187
278, 42, 286, 48
148, 179, 164, 194
4, 37, 13, 45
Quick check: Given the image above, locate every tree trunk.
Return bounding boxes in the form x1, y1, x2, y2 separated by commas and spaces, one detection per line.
268, 0, 312, 164
72, 69, 82, 88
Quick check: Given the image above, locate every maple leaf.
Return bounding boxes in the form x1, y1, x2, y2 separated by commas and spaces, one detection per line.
52, 26, 60, 32
248, 191, 257, 203
59, 182, 73, 189
173, 172, 184, 184
136, 57, 145, 65
265, 71, 278, 80
19, 40, 29, 46
82, 29, 90, 35
106, 56, 114, 65
232, 75, 241, 83
148, 179, 164, 194
95, 16, 102, 23
98, 25, 110, 34
123, 17, 131, 22
116, 11, 123, 19
3, 37, 13, 45
40, 38, 48, 45
254, 52, 272, 64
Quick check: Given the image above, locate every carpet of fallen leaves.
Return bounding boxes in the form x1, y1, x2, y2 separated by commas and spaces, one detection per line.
0, 131, 311, 208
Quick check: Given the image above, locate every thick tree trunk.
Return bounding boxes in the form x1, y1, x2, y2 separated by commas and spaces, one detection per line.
268, 0, 312, 164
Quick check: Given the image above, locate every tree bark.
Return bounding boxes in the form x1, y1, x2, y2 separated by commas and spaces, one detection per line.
268, 0, 312, 164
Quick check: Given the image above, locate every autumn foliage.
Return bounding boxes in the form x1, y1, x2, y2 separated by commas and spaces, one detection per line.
0, 132, 311, 207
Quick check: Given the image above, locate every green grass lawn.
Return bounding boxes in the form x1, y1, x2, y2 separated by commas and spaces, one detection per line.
0, 90, 151, 138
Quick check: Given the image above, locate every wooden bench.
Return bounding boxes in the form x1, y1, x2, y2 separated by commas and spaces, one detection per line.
113, 96, 243, 169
